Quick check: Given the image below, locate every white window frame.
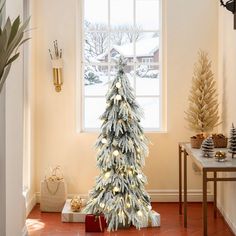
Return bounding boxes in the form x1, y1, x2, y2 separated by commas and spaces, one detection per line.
78, 0, 165, 133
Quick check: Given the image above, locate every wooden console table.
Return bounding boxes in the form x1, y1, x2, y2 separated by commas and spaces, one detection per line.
178, 142, 236, 236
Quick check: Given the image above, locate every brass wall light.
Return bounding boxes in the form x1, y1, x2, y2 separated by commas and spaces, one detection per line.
49, 40, 63, 92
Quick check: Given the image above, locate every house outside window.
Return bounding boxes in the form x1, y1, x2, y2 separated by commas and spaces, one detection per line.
82, 0, 161, 131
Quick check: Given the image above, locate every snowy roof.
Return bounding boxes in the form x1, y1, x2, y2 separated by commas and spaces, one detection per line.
97, 37, 159, 60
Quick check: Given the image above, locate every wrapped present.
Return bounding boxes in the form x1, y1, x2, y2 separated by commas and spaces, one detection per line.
62, 199, 87, 222
140, 210, 161, 228
85, 214, 106, 232
40, 166, 67, 212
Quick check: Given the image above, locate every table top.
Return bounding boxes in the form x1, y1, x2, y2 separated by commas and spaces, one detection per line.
180, 142, 236, 170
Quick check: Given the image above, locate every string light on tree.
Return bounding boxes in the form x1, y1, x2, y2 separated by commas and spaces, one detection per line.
104, 172, 111, 179
101, 138, 108, 144
113, 186, 120, 193
137, 173, 142, 179
115, 82, 121, 88
137, 210, 143, 217
115, 94, 122, 101
113, 150, 119, 156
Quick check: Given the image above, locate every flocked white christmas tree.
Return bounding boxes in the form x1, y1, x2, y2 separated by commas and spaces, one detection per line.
84, 58, 159, 231
229, 123, 236, 158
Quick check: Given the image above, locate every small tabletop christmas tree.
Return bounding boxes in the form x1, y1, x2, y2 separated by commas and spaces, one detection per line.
84, 58, 158, 231
201, 136, 215, 158
185, 51, 220, 135
229, 123, 236, 158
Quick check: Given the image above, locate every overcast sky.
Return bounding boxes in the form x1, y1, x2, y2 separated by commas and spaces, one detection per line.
84, 0, 160, 30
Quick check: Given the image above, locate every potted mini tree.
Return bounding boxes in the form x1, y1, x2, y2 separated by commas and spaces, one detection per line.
185, 51, 226, 148
0, 0, 30, 93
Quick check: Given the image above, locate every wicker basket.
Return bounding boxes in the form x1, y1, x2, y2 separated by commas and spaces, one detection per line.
190, 137, 204, 149
213, 137, 228, 148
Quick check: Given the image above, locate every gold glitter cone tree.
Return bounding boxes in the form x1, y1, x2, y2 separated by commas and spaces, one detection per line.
84, 58, 154, 231
185, 51, 220, 134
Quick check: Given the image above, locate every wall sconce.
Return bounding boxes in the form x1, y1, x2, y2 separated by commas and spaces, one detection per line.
49, 40, 63, 92
220, 0, 236, 29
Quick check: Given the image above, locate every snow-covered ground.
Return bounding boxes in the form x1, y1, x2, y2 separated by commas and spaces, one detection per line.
84, 73, 160, 129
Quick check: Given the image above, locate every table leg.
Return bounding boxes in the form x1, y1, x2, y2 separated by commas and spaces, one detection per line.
184, 150, 187, 228
179, 145, 182, 215
203, 169, 208, 236
214, 171, 217, 218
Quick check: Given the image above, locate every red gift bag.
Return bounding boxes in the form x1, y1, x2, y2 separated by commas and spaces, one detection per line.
85, 214, 107, 232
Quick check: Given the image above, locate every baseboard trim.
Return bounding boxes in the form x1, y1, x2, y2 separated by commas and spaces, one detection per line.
217, 201, 236, 235
26, 193, 36, 217
22, 225, 28, 236
35, 189, 213, 203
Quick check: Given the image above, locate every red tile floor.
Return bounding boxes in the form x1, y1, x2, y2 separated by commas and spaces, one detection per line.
27, 203, 235, 236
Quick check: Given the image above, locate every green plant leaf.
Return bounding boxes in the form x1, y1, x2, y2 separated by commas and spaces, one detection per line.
0, 63, 11, 93
7, 16, 20, 46
0, 1, 5, 27
4, 17, 12, 45
0, 28, 7, 50
5, 52, 19, 66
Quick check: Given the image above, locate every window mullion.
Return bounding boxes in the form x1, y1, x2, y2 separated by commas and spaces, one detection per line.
133, 0, 136, 97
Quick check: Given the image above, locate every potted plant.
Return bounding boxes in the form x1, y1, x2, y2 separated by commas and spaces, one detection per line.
185, 51, 225, 148
0, 0, 30, 93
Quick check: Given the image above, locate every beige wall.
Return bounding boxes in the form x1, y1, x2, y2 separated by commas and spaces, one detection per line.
218, 6, 236, 234
32, 0, 218, 201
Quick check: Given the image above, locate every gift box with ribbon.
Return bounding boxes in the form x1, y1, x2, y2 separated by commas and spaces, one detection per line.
85, 214, 107, 232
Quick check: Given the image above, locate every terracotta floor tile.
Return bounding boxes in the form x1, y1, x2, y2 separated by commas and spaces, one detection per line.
27, 203, 235, 236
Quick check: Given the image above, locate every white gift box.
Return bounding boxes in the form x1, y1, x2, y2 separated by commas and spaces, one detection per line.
61, 199, 87, 223
140, 210, 161, 228
40, 180, 67, 212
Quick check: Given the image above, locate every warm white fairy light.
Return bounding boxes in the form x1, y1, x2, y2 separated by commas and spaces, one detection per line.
136, 148, 141, 153
137, 210, 143, 216
113, 186, 120, 192
140, 135, 144, 140
101, 138, 108, 144
116, 82, 121, 88
147, 205, 152, 210
104, 172, 110, 179
115, 94, 122, 100
128, 170, 133, 175
126, 203, 131, 208
100, 203, 105, 208
113, 150, 119, 156
93, 198, 97, 203
137, 174, 142, 179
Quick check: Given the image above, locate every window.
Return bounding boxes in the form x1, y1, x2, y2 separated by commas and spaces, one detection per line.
141, 58, 154, 69
82, 0, 161, 131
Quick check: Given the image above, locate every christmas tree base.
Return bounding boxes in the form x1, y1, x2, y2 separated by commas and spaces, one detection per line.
118, 221, 131, 229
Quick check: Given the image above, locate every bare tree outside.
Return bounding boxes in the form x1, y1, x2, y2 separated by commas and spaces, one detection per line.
84, 21, 145, 61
